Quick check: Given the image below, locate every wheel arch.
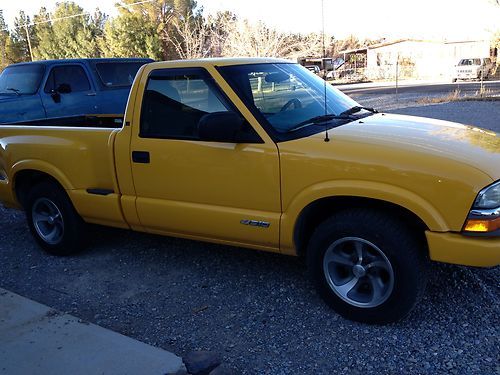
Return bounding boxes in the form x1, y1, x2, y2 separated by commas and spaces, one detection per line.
292, 196, 431, 257
13, 166, 71, 208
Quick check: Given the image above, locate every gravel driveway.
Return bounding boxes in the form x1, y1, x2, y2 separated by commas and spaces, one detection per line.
352, 93, 500, 133
1, 102, 499, 374
388, 101, 500, 133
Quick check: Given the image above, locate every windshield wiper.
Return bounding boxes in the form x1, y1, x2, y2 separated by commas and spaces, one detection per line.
288, 114, 355, 132
6, 87, 21, 96
338, 105, 378, 117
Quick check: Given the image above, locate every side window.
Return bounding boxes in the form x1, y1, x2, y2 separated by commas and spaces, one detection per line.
44, 65, 91, 93
140, 68, 231, 139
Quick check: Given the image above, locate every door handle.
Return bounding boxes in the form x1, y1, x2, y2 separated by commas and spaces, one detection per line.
132, 151, 150, 163
86, 92, 97, 96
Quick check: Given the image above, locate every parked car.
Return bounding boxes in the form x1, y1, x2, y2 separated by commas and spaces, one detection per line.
0, 58, 498, 324
0, 58, 153, 124
452, 57, 493, 82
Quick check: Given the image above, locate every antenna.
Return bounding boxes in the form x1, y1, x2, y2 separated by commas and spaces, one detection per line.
321, 0, 330, 142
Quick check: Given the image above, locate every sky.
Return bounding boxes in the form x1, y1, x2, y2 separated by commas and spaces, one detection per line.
1, 0, 499, 41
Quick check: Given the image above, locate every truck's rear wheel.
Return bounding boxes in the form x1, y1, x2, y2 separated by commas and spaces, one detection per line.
307, 209, 428, 324
25, 180, 85, 256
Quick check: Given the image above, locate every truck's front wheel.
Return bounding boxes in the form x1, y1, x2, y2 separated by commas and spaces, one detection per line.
307, 209, 428, 324
25, 181, 85, 256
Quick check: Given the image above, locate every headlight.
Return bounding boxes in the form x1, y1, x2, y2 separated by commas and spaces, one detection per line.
473, 181, 500, 209
463, 181, 499, 234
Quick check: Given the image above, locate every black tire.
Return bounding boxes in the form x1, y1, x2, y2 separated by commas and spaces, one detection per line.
25, 180, 86, 256
307, 209, 428, 324
452, 78, 457, 83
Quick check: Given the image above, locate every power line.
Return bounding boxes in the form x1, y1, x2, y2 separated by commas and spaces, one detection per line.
1, 0, 156, 32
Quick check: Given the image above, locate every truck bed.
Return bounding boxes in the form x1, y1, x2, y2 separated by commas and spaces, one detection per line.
0, 123, 126, 228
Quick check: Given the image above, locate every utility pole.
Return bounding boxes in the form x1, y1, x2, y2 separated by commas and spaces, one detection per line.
24, 23, 34, 61
395, 53, 399, 101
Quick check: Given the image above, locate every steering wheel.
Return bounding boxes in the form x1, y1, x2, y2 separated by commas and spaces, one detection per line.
280, 98, 302, 112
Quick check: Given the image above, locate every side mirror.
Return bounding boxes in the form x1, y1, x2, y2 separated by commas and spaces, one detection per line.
57, 83, 72, 94
50, 83, 72, 103
50, 90, 61, 103
198, 112, 244, 143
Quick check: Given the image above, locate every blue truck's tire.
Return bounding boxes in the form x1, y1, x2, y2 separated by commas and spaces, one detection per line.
25, 180, 86, 256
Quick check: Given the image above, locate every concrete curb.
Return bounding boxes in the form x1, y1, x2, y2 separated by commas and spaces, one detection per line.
0, 288, 184, 375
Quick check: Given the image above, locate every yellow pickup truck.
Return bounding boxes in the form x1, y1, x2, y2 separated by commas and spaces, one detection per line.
0, 58, 498, 323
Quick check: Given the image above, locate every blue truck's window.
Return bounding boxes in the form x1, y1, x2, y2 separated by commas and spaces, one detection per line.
140, 68, 231, 140
95, 62, 145, 88
0, 64, 45, 95
44, 65, 91, 93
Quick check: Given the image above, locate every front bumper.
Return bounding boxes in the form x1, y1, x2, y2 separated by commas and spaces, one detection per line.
455, 72, 478, 80
426, 231, 500, 267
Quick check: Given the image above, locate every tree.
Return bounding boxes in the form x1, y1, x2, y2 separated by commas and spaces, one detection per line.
32, 7, 55, 59
100, 5, 162, 59
107, 0, 199, 60
155, 0, 199, 59
11, 11, 35, 62
218, 17, 297, 57
0, 10, 9, 69
34, 2, 105, 59
287, 32, 325, 59
168, 13, 212, 59
0, 10, 19, 70
205, 11, 236, 57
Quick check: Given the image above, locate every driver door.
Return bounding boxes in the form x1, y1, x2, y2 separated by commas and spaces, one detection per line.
41, 64, 97, 118
129, 67, 281, 250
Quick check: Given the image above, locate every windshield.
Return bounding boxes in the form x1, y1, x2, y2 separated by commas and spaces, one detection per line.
0, 64, 45, 95
218, 63, 362, 135
458, 59, 481, 66
95, 62, 147, 88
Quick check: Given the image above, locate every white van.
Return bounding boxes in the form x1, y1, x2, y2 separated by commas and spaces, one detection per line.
452, 58, 493, 82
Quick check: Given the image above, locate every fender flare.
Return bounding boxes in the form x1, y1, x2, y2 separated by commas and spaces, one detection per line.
11, 159, 74, 192
280, 180, 448, 254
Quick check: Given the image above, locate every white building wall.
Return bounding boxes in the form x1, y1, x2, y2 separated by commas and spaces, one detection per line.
365, 40, 491, 80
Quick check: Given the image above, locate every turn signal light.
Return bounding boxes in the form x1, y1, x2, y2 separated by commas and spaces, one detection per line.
464, 217, 500, 233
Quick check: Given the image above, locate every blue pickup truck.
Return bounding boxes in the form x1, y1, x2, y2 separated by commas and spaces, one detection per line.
0, 58, 153, 124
